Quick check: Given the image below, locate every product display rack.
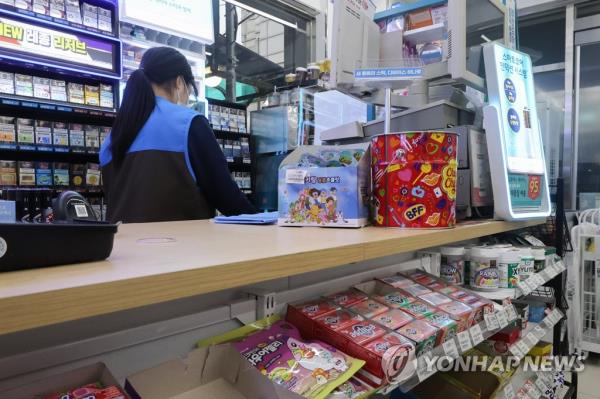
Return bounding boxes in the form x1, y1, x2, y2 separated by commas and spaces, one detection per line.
0, 1, 121, 219
207, 99, 254, 196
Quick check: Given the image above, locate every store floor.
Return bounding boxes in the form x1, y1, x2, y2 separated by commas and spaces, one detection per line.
573, 354, 600, 399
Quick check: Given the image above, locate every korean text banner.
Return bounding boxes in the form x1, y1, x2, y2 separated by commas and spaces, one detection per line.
0, 16, 115, 72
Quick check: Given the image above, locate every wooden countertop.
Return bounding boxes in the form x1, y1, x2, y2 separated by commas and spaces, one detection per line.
0, 219, 542, 335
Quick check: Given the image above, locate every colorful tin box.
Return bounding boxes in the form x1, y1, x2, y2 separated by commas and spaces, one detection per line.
371, 131, 458, 228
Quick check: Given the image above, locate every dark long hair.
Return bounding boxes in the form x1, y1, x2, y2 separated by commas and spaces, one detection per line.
110, 47, 198, 167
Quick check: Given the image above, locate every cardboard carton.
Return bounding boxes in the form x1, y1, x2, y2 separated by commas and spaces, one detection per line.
278, 144, 370, 228
125, 344, 303, 399
1, 363, 127, 399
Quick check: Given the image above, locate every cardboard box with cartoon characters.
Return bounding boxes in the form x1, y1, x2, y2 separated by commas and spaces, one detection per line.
278, 144, 370, 228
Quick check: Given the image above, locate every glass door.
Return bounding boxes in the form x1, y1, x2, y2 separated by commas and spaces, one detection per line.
574, 28, 600, 209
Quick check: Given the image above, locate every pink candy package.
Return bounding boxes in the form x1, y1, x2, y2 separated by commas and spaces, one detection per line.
232, 320, 364, 399
325, 289, 368, 307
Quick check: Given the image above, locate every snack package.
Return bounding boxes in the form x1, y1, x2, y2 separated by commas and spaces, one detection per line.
361, 332, 416, 385
348, 299, 389, 319
43, 383, 126, 399
377, 275, 414, 288
371, 309, 413, 330
420, 292, 452, 307
232, 319, 364, 399
372, 291, 415, 309
325, 290, 368, 307
427, 281, 446, 291
457, 293, 480, 305
468, 300, 494, 325
399, 300, 436, 319
438, 301, 473, 332
448, 289, 471, 301
287, 299, 339, 338
438, 286, 458, 296
338, 321, 387, 346
396, 319, 438, 356
411, 274, 438, 286
402, 284, 432, 297
426, 312, 458, 345
315, 310, 364, 332
327, 377, 374, 399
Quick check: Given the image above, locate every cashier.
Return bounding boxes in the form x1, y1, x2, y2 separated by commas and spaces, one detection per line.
100, 47, 256, 223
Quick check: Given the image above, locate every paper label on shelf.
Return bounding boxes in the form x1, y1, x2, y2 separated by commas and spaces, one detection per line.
517, 282, 531, 295
555, 259, 566, 272
506, 305, 518, 321
524, 278, 538, 292
529, 386, 542, 399
510, 344, 523, 359
485, 313, 500, 331
470, 324, 484, 345
443, 339, 460, 359
541, 269, 552, 280
285, 169, 308, 184
533, 274, 545, 287
525, 333, 538, 347
497, 310, 509, 328
534, 325, 546, 339
517, 340, 530, 355
457, 331, 473, 352
504, 383, 516, 399
535, 378, 548, 394
542, 315, 553, 329
416, 352, 435, 382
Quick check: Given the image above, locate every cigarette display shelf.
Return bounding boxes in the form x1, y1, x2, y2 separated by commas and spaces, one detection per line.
0, 148, 99, 163
0, 2, 118, 39
0, 93, 116, 121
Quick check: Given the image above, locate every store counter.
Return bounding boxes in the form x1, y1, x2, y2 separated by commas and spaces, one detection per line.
0, 219, 542, 335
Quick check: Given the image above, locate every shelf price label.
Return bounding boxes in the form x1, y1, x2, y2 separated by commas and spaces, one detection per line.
510, 344, 524, 360
443, 338, 460, 359
470, 324, 484, 345
504, 383, 516, 399
535, 378, 549, 394
485, 313, 500, 331
517, 340, 530, 355
457, 331, 473, 352
506, 305, 518, 321
525, 332, 538, 347
534, 325, 546, 339
497, 310, 509, 328
529, 385, 542, 399
517, 281, 531, 295
532, 274, 545, 287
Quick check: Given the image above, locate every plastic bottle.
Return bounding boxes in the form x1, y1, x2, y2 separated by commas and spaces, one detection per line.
469, 247, 500, 291
440, 246, 466, 285
499, 250, 521, 288
515, 247, 535, 282
532, 247, 546, 272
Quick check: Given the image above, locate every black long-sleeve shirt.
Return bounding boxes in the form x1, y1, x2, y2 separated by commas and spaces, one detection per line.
187, 116, 256, 216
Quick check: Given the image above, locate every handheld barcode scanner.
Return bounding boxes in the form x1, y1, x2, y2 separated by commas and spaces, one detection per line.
53, 191, 98, 222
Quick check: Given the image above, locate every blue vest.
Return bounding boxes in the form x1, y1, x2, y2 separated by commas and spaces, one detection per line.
100, 96, 212, 223
100, 96, 197, 179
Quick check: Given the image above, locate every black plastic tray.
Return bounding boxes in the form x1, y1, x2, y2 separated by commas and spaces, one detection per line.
0, 222, 118, 272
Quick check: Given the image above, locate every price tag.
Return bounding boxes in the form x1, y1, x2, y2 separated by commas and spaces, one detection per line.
535, 378, 548, 394
416, 352, 435, 381
504, 383, 516, 399
497, 310, 509, 328
510, 344, 524, 359
541, 269, 552, 280
526, 333, 538, 347
533, 274, 545, 287
470, 324, 484, 345
556, 259, 566, 272
443, 338, 460, 359
517, 282, 531, 295
517, 340, 530, 355
506, 305, 518, 321
485, 313, 500, 331
457, 331, 473, 352
529, 385, 542, 399
534, 325, 546, 339
525, 278, 538, 292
